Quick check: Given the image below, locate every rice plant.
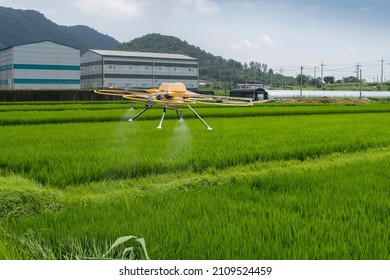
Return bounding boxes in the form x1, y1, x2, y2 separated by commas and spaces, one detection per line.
0, 101, 389, 259
103, 235, 150, 260
0, 110, 389, 187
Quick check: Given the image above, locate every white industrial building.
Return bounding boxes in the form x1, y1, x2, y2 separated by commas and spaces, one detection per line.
0, 40, 80, 90
81, 50, 199, 90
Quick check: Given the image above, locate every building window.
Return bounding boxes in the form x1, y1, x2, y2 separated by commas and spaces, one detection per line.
188, 67, 194, 73
93, 65, 98, 71
108, 82, 116, 87
157, 66, 165, 72
125, 82, 133, 87
125, 65, 133, 71
172, 67, 179, 72
142, 66, 150, 71
107, 64, 116, 70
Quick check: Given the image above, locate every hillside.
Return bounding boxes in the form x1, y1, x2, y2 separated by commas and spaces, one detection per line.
117, 33, 297, 86
0, 6, 120, 52
0, 7, 295, 86
117, 33, 244, 82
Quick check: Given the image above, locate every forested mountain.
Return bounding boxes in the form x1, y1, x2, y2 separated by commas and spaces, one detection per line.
117, 33, 297, 86
0, 6, 297, 86
0, 6, 120, 53
117, 33, 242, 81
117, 33, 241, 83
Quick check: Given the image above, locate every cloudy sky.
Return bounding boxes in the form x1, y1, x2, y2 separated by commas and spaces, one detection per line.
1, 0, 389, 80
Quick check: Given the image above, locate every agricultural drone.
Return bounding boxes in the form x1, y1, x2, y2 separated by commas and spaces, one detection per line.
94, 82, 253, 130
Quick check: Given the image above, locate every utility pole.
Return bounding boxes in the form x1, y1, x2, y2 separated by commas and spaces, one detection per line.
356, 62, 360, 86
280, 67, 284, 88
314, 66, 319, 86
320, 61, 325, 88
359, 69, 362, 99
219, 65, 222, 86
253, 65, 256, 85
380, 57, 384, 84
300, 66, 303, 99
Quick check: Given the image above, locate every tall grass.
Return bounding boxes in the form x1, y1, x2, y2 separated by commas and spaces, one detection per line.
0, 112, 389, 187
3, 148, 389, 259
1, 102, 390, 125
0, 101, 129, 112
1, 102, 389, 260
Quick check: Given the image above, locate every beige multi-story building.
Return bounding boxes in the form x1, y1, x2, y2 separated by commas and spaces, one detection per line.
81, 49, 199, 90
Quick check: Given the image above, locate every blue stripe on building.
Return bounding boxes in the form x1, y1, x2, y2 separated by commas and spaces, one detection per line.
13, 64, 80, 71
0, 65, 12, 71
14, 79, 80, 84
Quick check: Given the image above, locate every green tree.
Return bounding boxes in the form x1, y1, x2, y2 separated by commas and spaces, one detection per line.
296, 74, 311, 86
324, 76, 335, 84
343, 76, 359, 83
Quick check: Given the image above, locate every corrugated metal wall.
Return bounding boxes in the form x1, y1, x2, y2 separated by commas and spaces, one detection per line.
80, 50, 103, 89
81, 51, 199, 90
1, 41, 80, 90
0, 48, 13, 89
267, 90, 390, 99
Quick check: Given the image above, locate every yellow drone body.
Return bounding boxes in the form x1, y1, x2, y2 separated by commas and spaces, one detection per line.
94, 82, 253, 130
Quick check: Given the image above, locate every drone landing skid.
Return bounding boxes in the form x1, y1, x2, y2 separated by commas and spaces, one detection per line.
129, 102, 154, 122
128, 103, 212, 130
157, 106, 185, 129
187, 105, 213, 130
157, 107, 166, 129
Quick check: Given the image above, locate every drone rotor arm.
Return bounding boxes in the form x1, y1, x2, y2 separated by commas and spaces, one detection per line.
190, 95, 253, 106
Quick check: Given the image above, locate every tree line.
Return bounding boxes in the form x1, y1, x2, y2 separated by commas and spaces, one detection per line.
118, 33, 390, 90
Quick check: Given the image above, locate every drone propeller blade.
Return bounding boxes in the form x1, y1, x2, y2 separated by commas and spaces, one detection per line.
94, 88, 127, 96
196, 99, 253, 106
190, 95, 253, 106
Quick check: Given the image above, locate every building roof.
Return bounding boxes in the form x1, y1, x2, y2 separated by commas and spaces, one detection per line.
0, 40, 80, 52
88, 49, 197, 61
230, 88, 267, 93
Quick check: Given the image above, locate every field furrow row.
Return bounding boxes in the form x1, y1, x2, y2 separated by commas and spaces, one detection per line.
1, 101, 389, 260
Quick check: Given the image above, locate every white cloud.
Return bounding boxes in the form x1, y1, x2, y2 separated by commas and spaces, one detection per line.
229, 1, 256, 9
360, 6, 373, 12
171, 0, 219, 16
347, 48, 359, 55
2, 0, 389, 71
277, 2, 293, 9
305, 5, 319, 12
261, 34, 275, 47
232, 39, 254, 49
232, 34, 275, 50
71, 0, 146, 18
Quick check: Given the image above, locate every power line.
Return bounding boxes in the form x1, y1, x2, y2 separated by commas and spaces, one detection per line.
301, 58, 386, 76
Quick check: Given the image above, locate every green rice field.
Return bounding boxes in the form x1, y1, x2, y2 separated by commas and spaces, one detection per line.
0, 100, 389, 259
